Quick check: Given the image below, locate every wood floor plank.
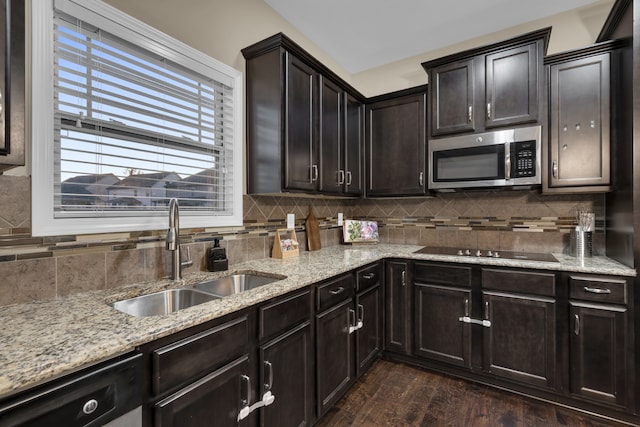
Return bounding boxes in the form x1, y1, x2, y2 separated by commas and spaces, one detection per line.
316, 360, 627, 427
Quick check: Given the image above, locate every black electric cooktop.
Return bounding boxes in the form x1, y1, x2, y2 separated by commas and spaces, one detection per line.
413, 246, 558, 263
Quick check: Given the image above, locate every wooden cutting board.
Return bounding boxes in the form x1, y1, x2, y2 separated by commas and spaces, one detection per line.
305, 207, 321, 251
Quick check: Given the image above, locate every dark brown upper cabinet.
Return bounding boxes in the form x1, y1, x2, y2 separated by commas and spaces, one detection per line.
544, 41, 620, 193
423, 27, 550, 138
366, 87, 427, 197
0, 0, 25, 172
242, 33, 365, 196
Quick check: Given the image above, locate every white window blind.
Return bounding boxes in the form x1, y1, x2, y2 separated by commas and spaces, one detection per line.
54, 12, 234, 215
31, 0, 243, 236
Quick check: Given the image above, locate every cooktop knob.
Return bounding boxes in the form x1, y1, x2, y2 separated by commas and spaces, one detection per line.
494, 251, 500, 258
476, 250, 482, 257
464, 249, 471, 256
487, 250, 493, 257
457, 250, 463, 256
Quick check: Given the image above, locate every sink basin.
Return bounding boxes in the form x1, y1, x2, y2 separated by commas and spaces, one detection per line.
194, 273, 285, 297
112, 288, 220, 317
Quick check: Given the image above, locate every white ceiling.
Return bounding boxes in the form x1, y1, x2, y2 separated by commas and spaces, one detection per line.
264, 0, 604, 74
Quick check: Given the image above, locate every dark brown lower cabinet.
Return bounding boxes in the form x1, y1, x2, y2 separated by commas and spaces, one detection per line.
569, 303, 627, 407
154, 356, 251, 427
568, 274, 630, 410
259, 322, 312, 427
316, 297, 354, 417
355, 284, 381, 376
385, 260, 411, 355
482, 291, 556, 388
414, 283, 471, 368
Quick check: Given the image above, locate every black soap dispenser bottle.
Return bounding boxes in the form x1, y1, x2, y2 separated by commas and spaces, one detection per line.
206, 238, 228, 272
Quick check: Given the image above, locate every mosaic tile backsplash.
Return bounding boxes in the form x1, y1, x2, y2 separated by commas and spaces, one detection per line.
0, 174, 603, 306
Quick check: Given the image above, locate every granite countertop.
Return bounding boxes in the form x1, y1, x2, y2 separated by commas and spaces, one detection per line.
0, 244, 635, 399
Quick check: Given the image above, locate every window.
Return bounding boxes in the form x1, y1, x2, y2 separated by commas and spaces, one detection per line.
31, 0, 243, 236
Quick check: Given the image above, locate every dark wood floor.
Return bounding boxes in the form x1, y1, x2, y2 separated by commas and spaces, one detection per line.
316, 360, 628, 427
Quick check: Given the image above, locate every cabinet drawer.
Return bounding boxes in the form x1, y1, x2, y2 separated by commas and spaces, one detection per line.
414, 262, 472, 288
152, 316, 248, 396
316, 274, 354, 312
259, 289, 310, 341
482, 268, 555, 297
357, 263, 381, 292
570, 275, 627, 305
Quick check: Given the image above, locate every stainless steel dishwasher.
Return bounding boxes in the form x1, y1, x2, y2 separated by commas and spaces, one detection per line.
0, 352, 143, 427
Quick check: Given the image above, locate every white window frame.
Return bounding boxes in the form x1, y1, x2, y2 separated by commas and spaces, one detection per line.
31, 0, 243, 236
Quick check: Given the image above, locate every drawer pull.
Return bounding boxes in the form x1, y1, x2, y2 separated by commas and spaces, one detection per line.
583, 286, 611, 294
362, 273, 376, 280
329, 286, 345, 295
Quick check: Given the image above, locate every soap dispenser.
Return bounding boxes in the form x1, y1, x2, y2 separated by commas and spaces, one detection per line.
206, 238, 228, 272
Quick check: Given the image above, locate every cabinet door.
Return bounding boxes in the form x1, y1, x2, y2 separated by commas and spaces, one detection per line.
316, 298, 354, 417
344, 93, 363, 195
154, 356, 251, 427
355, 285, 381, 376
285, 53, 318, 191
482, 292, 556, 389
570, 302, 627, 407
485, 43, 539, 128
319, 77, 342, 194
260, 323, 312, 427
549, 53, 610, 188
414, 283, 471, 368
430, 59, 475, 136
385, 261, 411, 355
367, 92, 426, 196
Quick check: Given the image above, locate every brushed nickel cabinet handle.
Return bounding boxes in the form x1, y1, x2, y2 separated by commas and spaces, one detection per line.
362, 273, 375, 280
338, 170, 345, 185
584, 286, 611, 294
482, 301, 492, 327
264, 361, 273, 391
329, 286, 344, 295
464, 298, 469, 317
487, 103, 491, 119
311, 164, 318, 182
419, 172, 424, 186
349, 308, 357, 334
574, 314, 580, 335
552, 160, 558, 178
401, 270, 406, 287
468, 105, 472, 122
240, 375, 251, 406
346, 170, 353, 186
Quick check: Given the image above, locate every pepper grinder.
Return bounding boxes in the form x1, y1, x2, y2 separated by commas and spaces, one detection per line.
206, 238, 228, 272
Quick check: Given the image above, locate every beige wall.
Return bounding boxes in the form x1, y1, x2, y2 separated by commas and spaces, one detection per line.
352, 0, 615, 96
104, 0, 614, 98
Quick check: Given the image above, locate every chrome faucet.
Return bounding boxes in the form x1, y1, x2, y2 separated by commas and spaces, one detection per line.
167, 198, 192, 281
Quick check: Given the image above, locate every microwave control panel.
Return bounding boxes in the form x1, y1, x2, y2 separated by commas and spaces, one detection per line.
511, 141, 536, 177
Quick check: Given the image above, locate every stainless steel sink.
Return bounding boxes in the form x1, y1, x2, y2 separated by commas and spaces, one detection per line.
194, 273, 285, 297
112, 288, 220, 317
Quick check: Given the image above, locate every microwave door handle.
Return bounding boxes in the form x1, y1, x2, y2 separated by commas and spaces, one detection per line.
505, 143, 511, 180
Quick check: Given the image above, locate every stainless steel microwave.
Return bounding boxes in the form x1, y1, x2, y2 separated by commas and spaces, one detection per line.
428, 125, 542, 191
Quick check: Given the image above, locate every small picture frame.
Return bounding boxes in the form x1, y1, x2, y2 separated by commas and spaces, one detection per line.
272, 228, 300, 259
343, 220, 379, 244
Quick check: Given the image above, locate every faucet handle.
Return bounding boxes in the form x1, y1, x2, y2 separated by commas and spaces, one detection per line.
181, 244, 193, 268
